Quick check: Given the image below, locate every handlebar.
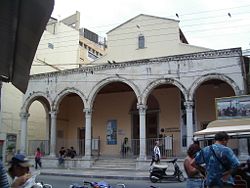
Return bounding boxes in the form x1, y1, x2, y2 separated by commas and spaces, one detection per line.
167, 158, 177, 164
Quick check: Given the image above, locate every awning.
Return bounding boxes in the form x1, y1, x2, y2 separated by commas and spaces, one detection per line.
193, 118, 250, 140
0, 0, 54, 93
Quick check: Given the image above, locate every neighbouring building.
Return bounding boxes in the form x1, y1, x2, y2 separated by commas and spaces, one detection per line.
0, 12, 106, 163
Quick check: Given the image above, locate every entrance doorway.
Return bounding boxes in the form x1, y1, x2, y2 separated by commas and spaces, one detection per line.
78, 128, 85, 155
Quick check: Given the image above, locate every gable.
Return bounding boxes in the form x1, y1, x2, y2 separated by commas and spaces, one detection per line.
107, 14, 179, 34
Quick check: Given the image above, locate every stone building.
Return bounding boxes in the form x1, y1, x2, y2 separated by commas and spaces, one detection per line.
19, 14, 248, 168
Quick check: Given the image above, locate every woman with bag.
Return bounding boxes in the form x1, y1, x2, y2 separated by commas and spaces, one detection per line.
35, 147, 42, 169
150, 140, 161, 166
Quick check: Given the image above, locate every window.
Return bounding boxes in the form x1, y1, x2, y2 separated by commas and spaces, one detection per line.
48, 43, 54, 49
138, 35, 145, 49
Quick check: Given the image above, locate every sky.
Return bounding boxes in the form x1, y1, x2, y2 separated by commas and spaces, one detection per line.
52, 0, 250, 51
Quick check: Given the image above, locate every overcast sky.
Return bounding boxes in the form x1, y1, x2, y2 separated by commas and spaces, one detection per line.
52, 0, 250, 50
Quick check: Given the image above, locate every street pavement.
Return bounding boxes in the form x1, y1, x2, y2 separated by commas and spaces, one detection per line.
34, 167, 153, 180
32, 161, 188, 181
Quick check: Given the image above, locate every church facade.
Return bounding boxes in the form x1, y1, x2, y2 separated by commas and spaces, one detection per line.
19, 14, 248, 168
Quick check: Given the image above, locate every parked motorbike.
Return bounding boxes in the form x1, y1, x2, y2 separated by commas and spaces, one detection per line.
69, 180, 126, 188
149, 158, 185, 183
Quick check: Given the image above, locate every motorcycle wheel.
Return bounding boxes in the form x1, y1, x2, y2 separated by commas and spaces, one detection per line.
177, 173, 185, 182
149, 175, 158, 183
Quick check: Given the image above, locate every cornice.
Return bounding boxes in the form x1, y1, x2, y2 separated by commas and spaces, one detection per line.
30, 47, 242, 80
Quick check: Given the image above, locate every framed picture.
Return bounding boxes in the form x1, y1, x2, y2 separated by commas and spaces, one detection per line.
106, 120, 117, 145
216, 95, 250, 120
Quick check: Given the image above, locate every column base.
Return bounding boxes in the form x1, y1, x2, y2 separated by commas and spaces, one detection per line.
137, 155, 147, 161
49, 153, 56, 158
83, 155, 92, 160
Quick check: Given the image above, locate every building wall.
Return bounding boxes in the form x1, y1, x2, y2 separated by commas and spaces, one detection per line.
95, 14, 210, 63
79, 36, 106, 64
31, 21, 80, 73
195, 83, 235, 129
22, 48, 245, 158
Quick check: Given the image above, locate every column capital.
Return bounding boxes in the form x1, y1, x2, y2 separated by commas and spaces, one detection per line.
137, 104, 147, 111
83, 108, 92, 116
184, 100, 194, 109
19, 112, 30, 119
49, 110, 57, 118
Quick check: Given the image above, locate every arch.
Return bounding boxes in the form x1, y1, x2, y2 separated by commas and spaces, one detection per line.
53, 87, 87, 111
21, 91, 52, 113
141, 78, 188, 105
189, 73, 241, 101
88, 76, 141, 109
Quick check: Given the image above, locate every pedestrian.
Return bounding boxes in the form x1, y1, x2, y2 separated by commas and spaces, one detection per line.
69, 146, 76, 159
191, 131, 240, 188
184, 143, 204, 188
35, 147, 42, 169
7, 154, 32, 188
150, 140, 161, 166
58, 147, 66, 165
121, 137, 130, 158
0, 159, 9, 188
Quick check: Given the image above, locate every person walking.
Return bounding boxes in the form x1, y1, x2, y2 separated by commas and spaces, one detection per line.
35, 147, 42, 169
150, 140, 161, 166
184, 143, 204, 188
191, 131, 240, 188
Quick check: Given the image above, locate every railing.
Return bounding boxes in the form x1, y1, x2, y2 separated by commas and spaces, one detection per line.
127, 137, 174, 158
28, 136, 174, 158
28, 138, 100, 157
28, 140, 49, 156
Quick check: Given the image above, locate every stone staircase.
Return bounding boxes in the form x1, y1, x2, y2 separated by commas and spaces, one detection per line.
91, 158, 137, 171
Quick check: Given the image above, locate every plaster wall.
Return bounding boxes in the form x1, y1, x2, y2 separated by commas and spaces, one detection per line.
31, 22, 80, 74
92, 91, 135, 156
95, 15, 209, 64
195, 83, 235, 130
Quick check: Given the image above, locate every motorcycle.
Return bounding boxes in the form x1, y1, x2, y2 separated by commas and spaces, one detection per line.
149, 158, 185, 183
69, 180, 126, 188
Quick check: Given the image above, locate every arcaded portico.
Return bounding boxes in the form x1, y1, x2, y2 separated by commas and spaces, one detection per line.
19, 48, 247, 168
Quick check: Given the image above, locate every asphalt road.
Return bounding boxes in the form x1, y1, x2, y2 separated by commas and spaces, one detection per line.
36, 175, 186, 188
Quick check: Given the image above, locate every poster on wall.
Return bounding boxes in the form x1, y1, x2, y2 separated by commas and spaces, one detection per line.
216, 95, 250, 120
106, 120, 117, 145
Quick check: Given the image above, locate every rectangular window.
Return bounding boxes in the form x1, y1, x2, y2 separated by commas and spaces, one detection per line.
138, 35, 145, 49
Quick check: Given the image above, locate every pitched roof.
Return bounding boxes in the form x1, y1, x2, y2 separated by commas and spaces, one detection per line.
107, 14, 179, 34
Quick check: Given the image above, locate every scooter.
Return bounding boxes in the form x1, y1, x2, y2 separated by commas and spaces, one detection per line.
149, 158, 185, 183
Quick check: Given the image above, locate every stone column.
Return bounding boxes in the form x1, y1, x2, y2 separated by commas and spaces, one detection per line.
84, 108, 92, 159
19, 112, 30, 154
49, 111, 57, 157
184, 100, 194, 147
137, 104, 147, 160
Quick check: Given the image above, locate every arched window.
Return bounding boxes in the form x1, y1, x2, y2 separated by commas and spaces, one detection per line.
138, 35, 145, 49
